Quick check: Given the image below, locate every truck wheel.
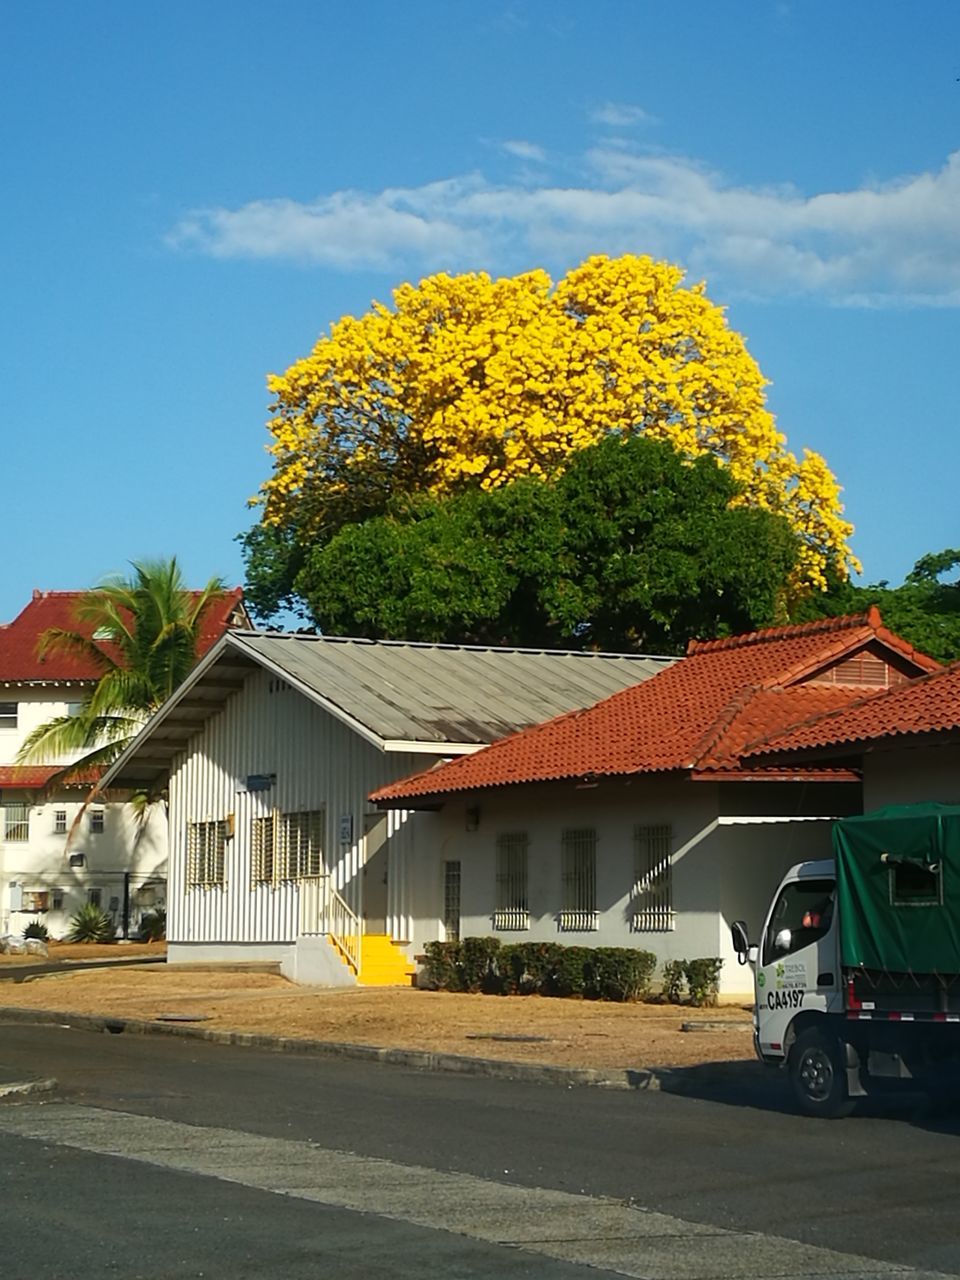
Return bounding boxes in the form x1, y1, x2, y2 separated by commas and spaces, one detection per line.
789, 1027, 855, 1118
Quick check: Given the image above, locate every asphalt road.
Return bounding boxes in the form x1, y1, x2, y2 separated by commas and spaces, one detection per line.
3, 1023, 960, 1279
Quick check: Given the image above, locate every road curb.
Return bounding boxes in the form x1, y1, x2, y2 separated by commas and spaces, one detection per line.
0, 1006, 687, 1090
0, 1076, 57, 1099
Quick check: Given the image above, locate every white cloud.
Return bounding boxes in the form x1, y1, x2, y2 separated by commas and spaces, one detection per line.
168, 149, 960, 306
590, 102, 656, 128
501, 139, 547, 163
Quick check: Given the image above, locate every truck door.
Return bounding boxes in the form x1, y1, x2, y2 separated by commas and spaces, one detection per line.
757, 876, 837, 1057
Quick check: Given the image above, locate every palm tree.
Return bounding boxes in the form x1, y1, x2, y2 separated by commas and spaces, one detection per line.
17, 557, 227, 784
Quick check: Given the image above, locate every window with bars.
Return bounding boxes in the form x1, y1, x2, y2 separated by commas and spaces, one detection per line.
0, 702, 17, 730
186, 820, 227, 887
633, 823, 674, 931
559, 828, 598, 931
443, 860, 461, 942
4, 803, 29, 842
251, 809, 324, 884
494, 832, 529, 930
90, 809, 105, 835
251, 814, 275, 884
54, 810, 67, 835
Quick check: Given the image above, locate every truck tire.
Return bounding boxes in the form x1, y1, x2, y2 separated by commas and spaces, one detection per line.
789, 1027, 855, 1118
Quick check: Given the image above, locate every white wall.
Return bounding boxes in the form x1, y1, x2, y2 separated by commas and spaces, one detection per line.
0, 791, 167, 939
403, 777, 844, 997
863, 743, 960, 809
168, 668, 438, 954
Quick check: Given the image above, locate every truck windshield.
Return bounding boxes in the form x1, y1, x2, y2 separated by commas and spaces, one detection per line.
762, 877, 835, 966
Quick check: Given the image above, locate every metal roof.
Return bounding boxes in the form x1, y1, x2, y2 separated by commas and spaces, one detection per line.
101, 631, 674, 791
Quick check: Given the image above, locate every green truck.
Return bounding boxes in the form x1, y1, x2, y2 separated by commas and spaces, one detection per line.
731, 803, 960, 1116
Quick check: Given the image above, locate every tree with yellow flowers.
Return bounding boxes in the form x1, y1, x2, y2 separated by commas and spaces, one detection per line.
244, 254, 856, 620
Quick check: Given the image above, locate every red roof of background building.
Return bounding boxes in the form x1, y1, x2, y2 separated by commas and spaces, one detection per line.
744, 660, 960, 760
371, 611, 939, 805
0, 588, 247, 683
0, 765, 101, 789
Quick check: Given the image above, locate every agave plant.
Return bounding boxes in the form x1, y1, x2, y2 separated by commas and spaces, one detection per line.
67, 903, 114, 944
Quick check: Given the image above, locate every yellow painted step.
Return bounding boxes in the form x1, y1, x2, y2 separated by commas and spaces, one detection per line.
357, 934, 415, 987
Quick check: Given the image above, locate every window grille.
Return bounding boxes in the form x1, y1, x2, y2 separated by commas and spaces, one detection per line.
443, 860, 461, 942
633, 824, 674, 932
88, 887, 102, 908
90, 809, 105, 835
494, 832, 529, 930
54, 810, 67, 835
251, 810, 324, 884
0, 702, 17, 730
559, 828, 598, 931
251, 814, 275, 884
4, 803, 29, 842
186, 820, 227, 887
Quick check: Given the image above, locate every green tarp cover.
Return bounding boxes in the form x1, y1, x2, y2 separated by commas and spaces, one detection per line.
835, 803, 960, 973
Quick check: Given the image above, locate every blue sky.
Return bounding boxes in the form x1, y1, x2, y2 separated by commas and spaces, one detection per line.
3, 1, 959, 623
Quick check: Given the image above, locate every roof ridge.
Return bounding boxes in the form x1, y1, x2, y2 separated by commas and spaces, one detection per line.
745, 657, 960, 758
686, 609, 880, 656
248, 632, 673, 660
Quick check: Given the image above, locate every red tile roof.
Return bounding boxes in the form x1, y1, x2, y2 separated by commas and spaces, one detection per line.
0, 765, 100, 789
371, 611, 939, 804
745, 660, 960, 760
0, 588, 247, 683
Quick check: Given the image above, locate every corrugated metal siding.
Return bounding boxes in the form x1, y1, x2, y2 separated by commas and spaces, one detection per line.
235, 633, 670, 746
169, 669, 430, 947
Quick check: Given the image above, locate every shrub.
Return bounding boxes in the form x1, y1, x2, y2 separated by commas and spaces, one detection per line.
547, 945, 593, 997
422, 941, 463, 991
510, 942, 562, 994
460, 935, 501, 992
661, 960, 686, 1004
684, 957, 723, 1007
587, 947, 657, 1002
139, 908, 166, 942
22, 920, 49, 942
67, 903, 114, 944
495, 943, 523, 994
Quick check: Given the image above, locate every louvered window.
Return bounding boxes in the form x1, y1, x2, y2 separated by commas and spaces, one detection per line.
251, 815, 275, 884
494, 832, 529, 930
4, 803, 29, 842
251, 810, 324, 884
633, 824, 674, 932
559, 828, 598, 931
186, 820, 227, 887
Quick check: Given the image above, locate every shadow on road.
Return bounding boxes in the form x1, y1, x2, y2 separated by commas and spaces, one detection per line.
647, 1059, 960, 1129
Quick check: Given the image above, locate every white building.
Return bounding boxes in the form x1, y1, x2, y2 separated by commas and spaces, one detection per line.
0, 588, 247, 940
100, 632, 671, 984
100, 611, 938, 997
372, 611, 937, 997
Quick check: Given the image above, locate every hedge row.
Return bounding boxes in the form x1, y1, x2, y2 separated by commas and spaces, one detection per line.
422, 938, 722, 1004
422, 937, 657, 1002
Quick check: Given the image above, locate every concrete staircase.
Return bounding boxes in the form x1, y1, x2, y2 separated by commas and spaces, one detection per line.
348, 933, 416, 987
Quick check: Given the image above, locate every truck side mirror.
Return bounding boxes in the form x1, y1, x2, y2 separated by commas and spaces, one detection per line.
730, 919, 751, 964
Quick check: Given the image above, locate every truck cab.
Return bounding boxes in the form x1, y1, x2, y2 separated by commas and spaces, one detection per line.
733, 803, 960, 1117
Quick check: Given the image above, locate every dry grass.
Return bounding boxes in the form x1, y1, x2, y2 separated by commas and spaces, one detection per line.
0, 941, 166, 965
0, 961, 754, 1071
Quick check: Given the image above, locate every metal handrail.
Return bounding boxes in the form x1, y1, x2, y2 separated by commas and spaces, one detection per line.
299, 875, 361, 977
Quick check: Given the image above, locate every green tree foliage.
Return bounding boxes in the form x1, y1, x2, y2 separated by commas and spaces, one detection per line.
791, 549, 960, 665
17, 558, 227, 779
296, 436, 798, 654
